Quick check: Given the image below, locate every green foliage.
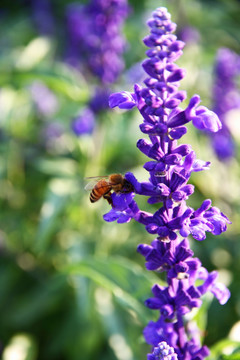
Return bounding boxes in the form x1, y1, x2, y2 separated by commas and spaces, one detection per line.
210, 339, 240, 360
64, 256, 162, 323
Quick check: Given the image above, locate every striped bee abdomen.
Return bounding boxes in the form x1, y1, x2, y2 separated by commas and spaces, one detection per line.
90, 179, 111, 203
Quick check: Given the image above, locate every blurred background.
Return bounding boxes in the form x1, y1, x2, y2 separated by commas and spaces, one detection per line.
0, 0, 240, 359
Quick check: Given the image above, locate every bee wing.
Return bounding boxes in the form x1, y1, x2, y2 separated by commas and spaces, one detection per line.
85, 176, 108, 180
84, 180, 98, 191
84, 176, 108, 191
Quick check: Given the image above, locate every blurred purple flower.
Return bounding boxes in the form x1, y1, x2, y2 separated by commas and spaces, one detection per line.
66, 0, 129, 137
41, 121, 65, 153
179, 26, 200, 44
89, 87, 111, 113
44, 122, 64, 139
30, 0, 55, 35
71, 108, 95, 136
211, 48, 240, 160
30, 82, 58, 117
65, 0, 129, 84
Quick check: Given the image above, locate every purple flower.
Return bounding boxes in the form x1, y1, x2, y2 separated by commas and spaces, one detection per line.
144, 317, 209, 360
178, 200, 231, 241
71, 108, 95, 136
179, 26, 200, 44
147, 341, 178, 360
190, 106, 222, 132
30, 81, 58, 117
65, 0, 129, 84
30, 0, 55, 35
89, 88, 110, 113
197, 268, 230, 305
107, 7, 229, 242
104, 6, 230, 360
138, 238, 196, 276
210, 48, 240, 159
109, 91, 137, 109
66, 0, 129, 137
103, 193, 137, 224
103, 192, 152, 225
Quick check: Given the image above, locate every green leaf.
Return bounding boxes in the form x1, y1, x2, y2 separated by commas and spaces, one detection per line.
15, 37, 52, 69
192, 293, 213, 338
222, 352, 240, 360
34, 178, 78, 253
62, 256, 163, 324
7, 274, 69, 326
209, 339, 240, 360
34, 158, 78, 177
0, 64, 89, 102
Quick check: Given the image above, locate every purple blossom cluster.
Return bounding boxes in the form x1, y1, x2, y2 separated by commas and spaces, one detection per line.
66, 0, 128, 84
66, 0, 128, 136
211, 48, 240, 160
104, 7, 231, 360
148, 341, 178, 360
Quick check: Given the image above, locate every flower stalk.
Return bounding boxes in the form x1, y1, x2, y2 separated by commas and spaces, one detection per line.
104, 6, 231, 359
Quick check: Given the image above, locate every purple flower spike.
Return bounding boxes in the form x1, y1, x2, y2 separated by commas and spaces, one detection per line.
210, 47, 240, 160
66, 0, 129, 137
65, 0, 129, 84
104, 6, 231, 360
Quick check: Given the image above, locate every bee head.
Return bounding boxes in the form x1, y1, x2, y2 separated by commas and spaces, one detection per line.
123, 179, 134, 193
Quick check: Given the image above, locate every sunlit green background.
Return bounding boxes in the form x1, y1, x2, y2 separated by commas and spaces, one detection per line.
0, 0, 240, 359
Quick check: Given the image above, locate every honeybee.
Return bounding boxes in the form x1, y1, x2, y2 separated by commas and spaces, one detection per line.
85, 173, 134, 205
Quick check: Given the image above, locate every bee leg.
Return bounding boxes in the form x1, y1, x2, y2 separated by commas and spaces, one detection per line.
103, 193, 113, 205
